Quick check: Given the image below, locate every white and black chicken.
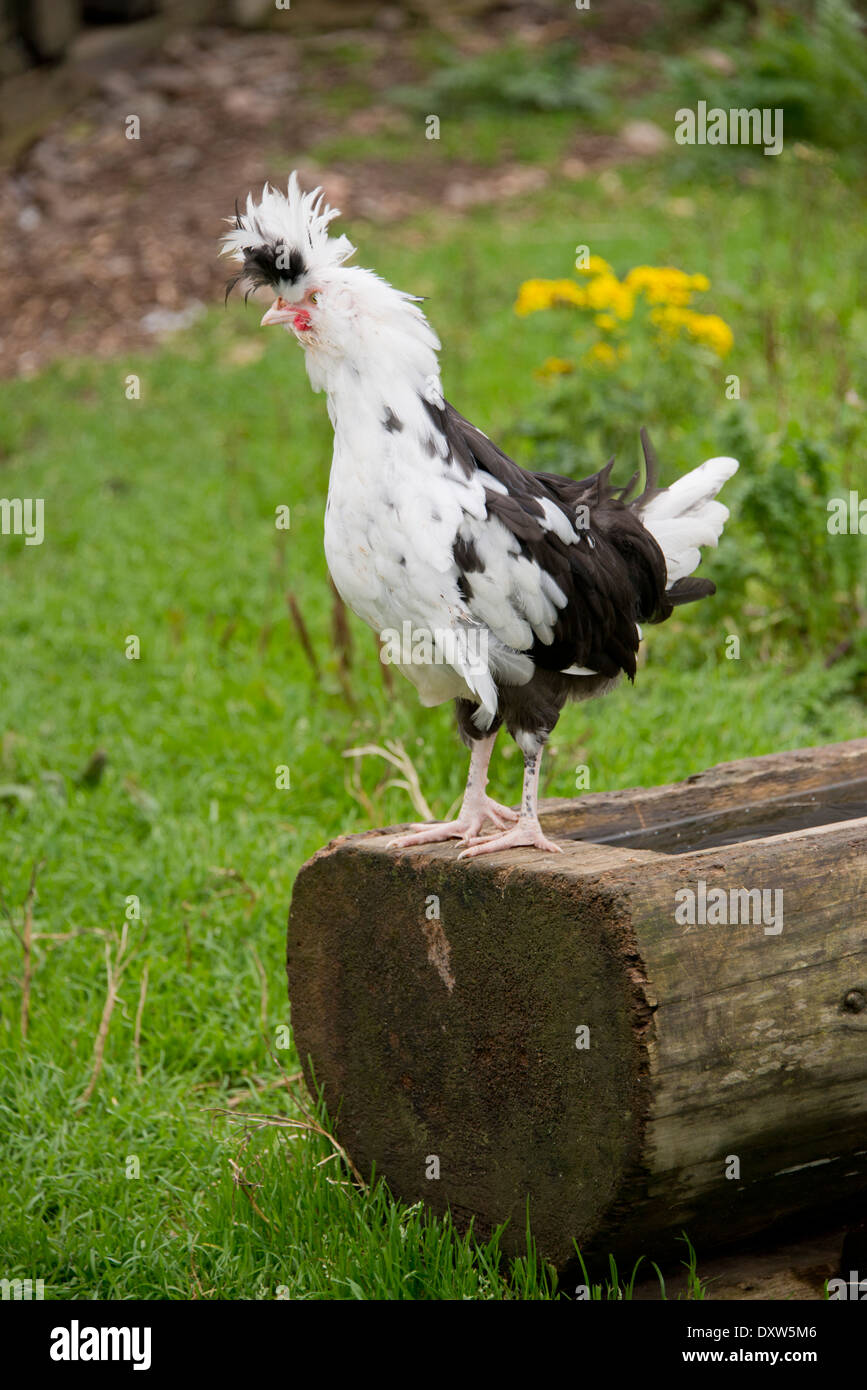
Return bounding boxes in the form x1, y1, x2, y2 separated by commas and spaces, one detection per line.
223, 174, 738, 857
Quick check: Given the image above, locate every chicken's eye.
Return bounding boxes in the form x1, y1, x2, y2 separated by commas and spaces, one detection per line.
309, 291, 319, 305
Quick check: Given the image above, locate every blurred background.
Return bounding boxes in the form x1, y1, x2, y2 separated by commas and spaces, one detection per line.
0, 0, 866, 1299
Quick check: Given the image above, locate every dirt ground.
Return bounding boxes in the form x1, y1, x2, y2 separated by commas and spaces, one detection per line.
632, 1227, 851, 1302
0, 7, 666, 379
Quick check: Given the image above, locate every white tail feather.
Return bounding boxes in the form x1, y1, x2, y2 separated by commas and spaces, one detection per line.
640, 456, 738, 584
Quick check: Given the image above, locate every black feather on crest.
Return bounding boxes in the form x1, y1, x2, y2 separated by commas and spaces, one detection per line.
224, 207, 308, 302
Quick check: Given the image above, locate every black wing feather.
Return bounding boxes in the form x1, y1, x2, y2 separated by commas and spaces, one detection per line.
436, 401, 678, 682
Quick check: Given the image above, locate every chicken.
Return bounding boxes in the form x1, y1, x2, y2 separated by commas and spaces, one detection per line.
222, 174, 738, 856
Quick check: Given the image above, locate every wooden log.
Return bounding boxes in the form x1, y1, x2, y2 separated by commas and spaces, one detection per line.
287, 739, 867, 1272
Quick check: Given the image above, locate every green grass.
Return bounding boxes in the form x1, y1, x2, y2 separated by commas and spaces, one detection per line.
1, 57, 866, 1298
573, 1234, 709, 1300
308, 107, 582, 169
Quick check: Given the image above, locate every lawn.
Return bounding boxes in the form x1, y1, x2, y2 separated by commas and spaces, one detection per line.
1, 11, 866, 1300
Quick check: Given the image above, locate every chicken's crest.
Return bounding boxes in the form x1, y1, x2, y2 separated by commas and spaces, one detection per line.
221, 171, 356, 301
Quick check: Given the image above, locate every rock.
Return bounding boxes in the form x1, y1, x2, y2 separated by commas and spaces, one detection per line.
445, 165, 547, 210
293, 167, 351, 209
17, 205, 42, 232
221, 88, 278, 124
230, 0, 276, 27
561, 156, 588, 181
140, 302, 206, 336
694, 47, 736, 77
666, 196, 696, 218
495, 164, 548, 198
619, 119, 668, 156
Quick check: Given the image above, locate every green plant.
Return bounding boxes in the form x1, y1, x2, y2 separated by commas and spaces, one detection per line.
571, 1234, 709, 1299
392, 40, 612, 118
511, 256, 736, 476
714, 423, 867, 682
667, 1, 867, 156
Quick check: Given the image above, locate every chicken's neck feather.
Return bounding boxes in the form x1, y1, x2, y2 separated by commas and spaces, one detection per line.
304, 267, 445, 449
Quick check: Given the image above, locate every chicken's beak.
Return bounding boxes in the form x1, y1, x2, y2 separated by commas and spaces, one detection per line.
260, 296, 294, 327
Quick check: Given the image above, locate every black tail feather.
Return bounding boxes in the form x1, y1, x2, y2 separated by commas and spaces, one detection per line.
666, 576, 716, 606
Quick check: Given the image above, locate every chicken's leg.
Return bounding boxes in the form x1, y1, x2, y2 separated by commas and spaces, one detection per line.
387, 733, 518, 849
459, 746, 561, 857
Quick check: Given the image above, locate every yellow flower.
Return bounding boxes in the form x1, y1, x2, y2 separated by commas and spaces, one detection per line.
683, 311, 734, 357
650, 305, 688, 336
586, 341, 617, 366
584, 272, 634, 320
514, 279, 555, 316
625, 265, 707, 307
650, 305, 734, 357
575, 254, 613, 277
548, 279, 587, 307
514, 278, 586, 316
515, 258, 729, 367
536, 356, 575, 378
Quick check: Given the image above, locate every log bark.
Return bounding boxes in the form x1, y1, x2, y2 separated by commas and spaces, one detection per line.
287, 739, 867, 1271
